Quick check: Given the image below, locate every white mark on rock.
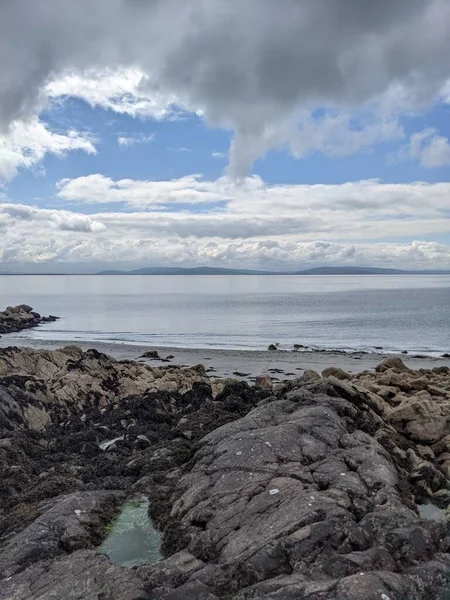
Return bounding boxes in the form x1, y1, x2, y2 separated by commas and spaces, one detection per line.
265, 441, 272, 447
74, 509, 84, 515
340, 472, 346, 476
236, 451, 242, 456
381, 595, 391, 600
269, 489, 280, 495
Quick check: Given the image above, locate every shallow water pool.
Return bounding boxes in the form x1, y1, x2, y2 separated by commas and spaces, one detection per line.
98, 498, 162, 567
418, 503, 445, 521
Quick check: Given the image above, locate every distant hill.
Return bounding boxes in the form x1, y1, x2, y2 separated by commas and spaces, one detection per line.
291, 266, 409, 275
97, 266, 271, 275
96, 266, 450, 276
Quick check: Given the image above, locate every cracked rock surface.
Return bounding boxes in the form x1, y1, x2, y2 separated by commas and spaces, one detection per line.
1, 350, 450, 599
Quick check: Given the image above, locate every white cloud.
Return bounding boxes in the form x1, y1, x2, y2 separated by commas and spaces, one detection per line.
56, 174, 228, 208
409, 129, 450, 167
46, 68, 178, 120
56, 175, 450, 237
0, 118, 96, 183
395, 128, 450, 167
212, 151, 227, 159
168, 147, 191, 153
117, 133, 155, 148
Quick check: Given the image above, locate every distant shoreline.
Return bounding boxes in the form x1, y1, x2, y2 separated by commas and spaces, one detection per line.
1, 267, 450, 276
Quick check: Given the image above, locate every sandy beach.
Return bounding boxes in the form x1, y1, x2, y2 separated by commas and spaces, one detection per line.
1, 335, 449, 382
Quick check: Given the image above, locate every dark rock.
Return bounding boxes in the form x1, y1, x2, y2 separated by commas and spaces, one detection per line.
140, 350, 161, 359
17, 304, 33, 313
268, 344, 278, 351
1, 347, 450, 599
0, 490, 123, 578
140, 377, 450, 598
0, 550, 148, 600
0, 305, 59, 335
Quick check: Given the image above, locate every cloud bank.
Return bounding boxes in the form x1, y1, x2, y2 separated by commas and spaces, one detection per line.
1, 177, 449, 270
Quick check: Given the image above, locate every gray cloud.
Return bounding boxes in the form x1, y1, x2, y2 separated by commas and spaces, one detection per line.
1, 1, 449, 174
0, 203, 105, 232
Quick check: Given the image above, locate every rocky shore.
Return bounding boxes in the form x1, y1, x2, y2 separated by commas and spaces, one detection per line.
0, 305, 58, 336
1, 346, 450, 599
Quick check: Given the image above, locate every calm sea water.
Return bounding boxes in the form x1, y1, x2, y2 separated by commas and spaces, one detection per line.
0, 275, 449, 355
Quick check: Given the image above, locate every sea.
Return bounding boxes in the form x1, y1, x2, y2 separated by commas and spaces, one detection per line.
0, 274, 449, 356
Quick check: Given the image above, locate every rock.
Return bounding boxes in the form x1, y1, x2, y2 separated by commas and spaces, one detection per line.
267, 344, 277, 351
416, 445, 435, 461
432, 488, 450, 508
428, 385, 447, 397
135, 434, 151, 449
151, 383, 450, 599
0, 490, 124, 578
301, 369, 321, 382
322, 367, 352, 381
255, 375, 272, 389
409, 376, 430, 391
432, 434, 450, 455
138, 550, 204, 590
410, 461, 447, 493
24, 405, 52, 431
387, 399, 447, 443
0, 305, 59, 335
0, 550, 147, 600
0, 347, 207, 420
375, 357, 409, 373
433, 366, 450, 375
1, 347, 450, 599
140, 350, 161, 359
17, 304, 33, 313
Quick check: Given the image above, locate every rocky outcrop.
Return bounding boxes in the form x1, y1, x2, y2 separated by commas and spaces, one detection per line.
0, 305, 58, 335
1, 350, 450, 599
0, 490, 123, 578
0, 346, 210, 431
143, 375, 450, 599
0, 550, 148, 600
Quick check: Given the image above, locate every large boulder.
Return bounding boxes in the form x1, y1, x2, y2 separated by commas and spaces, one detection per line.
376, 357, 409, 373
387, 399, 448, 443
322, 367, 352, 381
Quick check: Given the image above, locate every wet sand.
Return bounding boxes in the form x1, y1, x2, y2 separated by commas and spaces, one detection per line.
1, 336, 449, 382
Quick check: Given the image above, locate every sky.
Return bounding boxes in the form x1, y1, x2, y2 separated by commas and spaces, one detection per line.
0, 0, 450, 273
